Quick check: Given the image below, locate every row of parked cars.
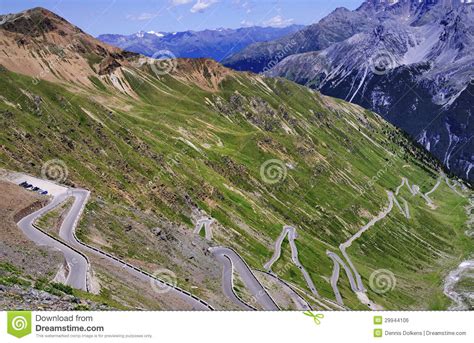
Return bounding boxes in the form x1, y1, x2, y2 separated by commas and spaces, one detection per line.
19, 181, 48, 195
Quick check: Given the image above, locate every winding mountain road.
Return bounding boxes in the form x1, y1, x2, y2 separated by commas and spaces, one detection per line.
396, 177, 418, 196
255, 270, 311, 310
425, 177, 442, 200
264, 225, 319, 297
210, 247, 279, 310
17, 190, 89, 291
16, 171, 467, 311
339, 191, 395, 292
445, 177, 465, 197
193, 216, 280, 310
15, 176, 213, 310
193, 217, 214, 240
393, 196, 410, 219
327, 250, 359, 305
330, 175, 467, 308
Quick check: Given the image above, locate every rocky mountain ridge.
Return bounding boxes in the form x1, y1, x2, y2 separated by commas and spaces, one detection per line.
97, 25, 304, 63
226, 0, 474, 181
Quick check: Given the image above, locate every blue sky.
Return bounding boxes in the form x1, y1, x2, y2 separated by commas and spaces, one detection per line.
0, 0, 364, 36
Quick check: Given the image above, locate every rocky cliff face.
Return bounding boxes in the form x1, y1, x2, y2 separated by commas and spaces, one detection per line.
222, 7, 374, 73
259, 0, 474, 181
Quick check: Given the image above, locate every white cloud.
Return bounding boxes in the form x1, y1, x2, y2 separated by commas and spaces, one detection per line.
126, 12, 159, 21
233, 0, 252, 14
171, 0, 193, 5
262, 15, 294, 28
240, 19, 253, 27
190, 0, 218, 13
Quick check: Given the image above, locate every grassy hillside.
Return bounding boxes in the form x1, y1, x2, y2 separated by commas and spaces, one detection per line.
0, 56, 470, 310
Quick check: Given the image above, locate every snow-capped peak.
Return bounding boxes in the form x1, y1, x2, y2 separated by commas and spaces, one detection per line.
147, 30, 164, 37
135, 30, 165, 38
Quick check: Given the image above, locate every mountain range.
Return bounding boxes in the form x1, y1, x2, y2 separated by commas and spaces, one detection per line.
0, 7, 471, 311
224, 0, 474, 183
97, 25, 304, 62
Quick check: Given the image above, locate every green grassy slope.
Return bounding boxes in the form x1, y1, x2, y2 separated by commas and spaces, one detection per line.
0, 59, 470, 310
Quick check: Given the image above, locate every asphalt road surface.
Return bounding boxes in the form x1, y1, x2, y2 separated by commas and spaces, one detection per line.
16, 177, 212, 310
17, 191, 89, 290
264, 225, 319, 296
210, 247, 279, 310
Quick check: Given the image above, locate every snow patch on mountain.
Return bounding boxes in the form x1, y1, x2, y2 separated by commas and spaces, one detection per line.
418, 130, 431, 151
147, 31, 164, 37
401, 24, 442, 65
444, 122, 461, 170
266, 0, 474, 181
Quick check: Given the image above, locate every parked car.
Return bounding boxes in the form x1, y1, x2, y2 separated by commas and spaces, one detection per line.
20, 182, 32, 188
32, 187, 40, 192
40, 191, 48, 195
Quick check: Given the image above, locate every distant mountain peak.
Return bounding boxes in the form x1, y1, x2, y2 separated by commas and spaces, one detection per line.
134, 30, 165, 38
356, 0, 423, 13
359, 0, 474, 11
0, 6, 82, 37
97, 25, 304, 62
257, 0, 474, 181
21, 6, 66, 19
146, 30, 164, 37
0, 7, 137, 85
